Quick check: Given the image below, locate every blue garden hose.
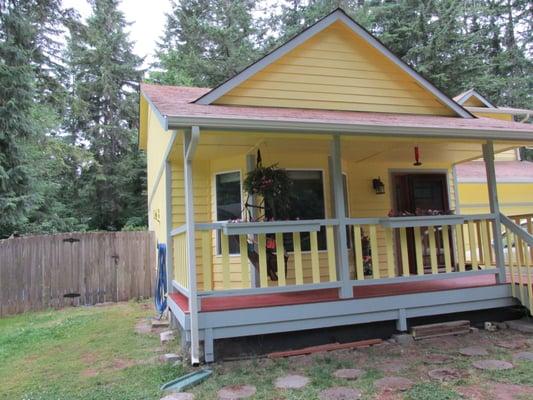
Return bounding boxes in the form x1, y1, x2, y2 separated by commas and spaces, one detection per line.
155, 243, 167, 316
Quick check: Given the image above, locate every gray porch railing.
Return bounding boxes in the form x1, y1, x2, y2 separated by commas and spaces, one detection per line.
500, 213, 533, 312
170, 213, 503, 298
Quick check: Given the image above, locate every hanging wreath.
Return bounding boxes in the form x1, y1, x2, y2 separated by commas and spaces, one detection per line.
243, 151, 292, 220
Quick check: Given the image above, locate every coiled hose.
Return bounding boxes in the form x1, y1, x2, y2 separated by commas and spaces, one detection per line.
155, 243, 167, 316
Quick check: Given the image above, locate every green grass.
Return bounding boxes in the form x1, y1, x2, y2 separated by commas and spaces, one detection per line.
0, 301, 184, 400
2, 303, 533, 399
405, 383, 461, 400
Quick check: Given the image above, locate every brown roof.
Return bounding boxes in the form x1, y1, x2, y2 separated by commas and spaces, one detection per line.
140, 83, 533, 136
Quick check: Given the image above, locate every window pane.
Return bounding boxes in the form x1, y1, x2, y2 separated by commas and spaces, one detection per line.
216, 172, 241, 220
216, 172, 241, 254
285, 170, 326, 251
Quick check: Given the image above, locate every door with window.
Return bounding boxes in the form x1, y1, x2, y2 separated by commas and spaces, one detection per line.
393, 173, 454, 274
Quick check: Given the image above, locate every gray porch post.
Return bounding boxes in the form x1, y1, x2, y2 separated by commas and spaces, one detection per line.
245, 153, 259, 288
184, 126, 200, 364
330, 134, 352, 298
482, 140, 506, 283
165, 161, 174, 295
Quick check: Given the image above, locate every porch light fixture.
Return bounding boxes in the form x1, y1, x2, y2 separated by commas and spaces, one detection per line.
372, 177, 385, 195
413, 146, 422, 166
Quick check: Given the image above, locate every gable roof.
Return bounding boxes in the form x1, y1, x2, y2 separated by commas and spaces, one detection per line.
454, 89, 497, 108
194, 8, 472, 118
140, 83, 533, 141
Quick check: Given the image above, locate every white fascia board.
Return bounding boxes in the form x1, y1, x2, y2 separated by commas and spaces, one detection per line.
166, 115, 533, 142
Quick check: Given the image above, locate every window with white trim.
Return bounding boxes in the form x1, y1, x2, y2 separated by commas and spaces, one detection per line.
215, 171, 241, 254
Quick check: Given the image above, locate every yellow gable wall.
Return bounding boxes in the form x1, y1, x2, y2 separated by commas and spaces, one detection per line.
215, 22, 456, 116
462, 97, 487, 108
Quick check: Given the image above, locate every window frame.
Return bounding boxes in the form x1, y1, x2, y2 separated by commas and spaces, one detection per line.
213, 169, 243, 256
284, 168, 328, 254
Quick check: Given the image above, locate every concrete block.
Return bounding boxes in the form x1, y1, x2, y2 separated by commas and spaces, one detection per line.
152, 318, 170, 328
160, 330, 176, 344
391, 334, 414, 345
507, 319, 533, 334
160, 353, 182, 363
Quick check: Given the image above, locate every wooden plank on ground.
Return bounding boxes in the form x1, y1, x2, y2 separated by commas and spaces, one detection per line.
268, 338, 383, 358
411, 320, 470, 340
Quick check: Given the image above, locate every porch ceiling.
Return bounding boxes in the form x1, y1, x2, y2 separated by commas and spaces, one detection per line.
168, 131, 516, 165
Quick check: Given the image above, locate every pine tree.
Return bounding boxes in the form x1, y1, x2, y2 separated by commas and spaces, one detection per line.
150, 0, 267, 87
66, 0, 146, 231
0, 1, 38, 236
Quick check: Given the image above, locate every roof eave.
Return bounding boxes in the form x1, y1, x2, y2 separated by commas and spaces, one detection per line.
166, 115, 533, 142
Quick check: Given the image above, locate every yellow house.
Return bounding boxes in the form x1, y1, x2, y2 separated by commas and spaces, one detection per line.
452, 89, 533, 217
139, 9, 533, 363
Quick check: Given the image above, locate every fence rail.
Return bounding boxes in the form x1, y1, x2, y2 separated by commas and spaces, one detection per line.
0, 231, 155, 317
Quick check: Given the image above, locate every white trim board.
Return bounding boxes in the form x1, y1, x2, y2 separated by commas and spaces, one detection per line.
194, 9, 472, 119
454, 89, 496, 109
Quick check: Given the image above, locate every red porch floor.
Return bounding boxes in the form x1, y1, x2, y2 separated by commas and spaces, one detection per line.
170, 274, 501, 313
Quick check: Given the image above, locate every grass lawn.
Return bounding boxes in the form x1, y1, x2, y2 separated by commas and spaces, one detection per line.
1, 301, 532, 399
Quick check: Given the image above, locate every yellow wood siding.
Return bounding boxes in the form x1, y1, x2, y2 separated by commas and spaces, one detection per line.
215, 22, 456, 116
462, 97, 486, 107
457, 182, 533, 216
146, 107, 174, 245
474, 112, 513, 121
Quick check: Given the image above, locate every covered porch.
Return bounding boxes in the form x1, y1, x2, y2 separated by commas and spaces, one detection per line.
164, 128, 532, 363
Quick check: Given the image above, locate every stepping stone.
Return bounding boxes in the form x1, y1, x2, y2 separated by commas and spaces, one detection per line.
459, 346, 488, 356
472, 359, 514, 370
318, 387, 362, 400
217, 385, 256, 399
152, 318, 169, 328
159, 353, 181, 363
495, 340, 528, 350
160, 330, 175, 344
332, 368, 364, 380
424, 354, 453, 364
160, 394, 194, 400
428, 368, 462, 382
513, 351, 533, 361
374, 377, 414, 392
274, 374, 309, 389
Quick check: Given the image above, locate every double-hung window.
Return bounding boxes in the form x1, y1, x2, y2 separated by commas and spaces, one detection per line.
215, 171, 241, 254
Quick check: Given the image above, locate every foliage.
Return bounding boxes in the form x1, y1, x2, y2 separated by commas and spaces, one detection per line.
405, 383, 461, 400
148, 0, 270, 87
65, 0, 146, 231
243, 162, 293, 220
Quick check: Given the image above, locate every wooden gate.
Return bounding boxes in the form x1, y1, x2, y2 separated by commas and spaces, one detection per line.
0, 231, 156, 317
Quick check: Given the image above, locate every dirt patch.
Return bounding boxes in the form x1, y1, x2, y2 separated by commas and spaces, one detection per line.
111, 358, 137, 370
81, 352, 98, 365
457, 383, 533, 400
80, 368, 98, 378
134, 319, 152, 334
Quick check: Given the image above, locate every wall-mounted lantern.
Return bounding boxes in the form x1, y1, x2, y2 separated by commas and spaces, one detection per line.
372, 177, 385, 195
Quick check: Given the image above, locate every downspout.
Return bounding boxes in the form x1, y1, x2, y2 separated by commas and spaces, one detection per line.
184, 126, 200, 364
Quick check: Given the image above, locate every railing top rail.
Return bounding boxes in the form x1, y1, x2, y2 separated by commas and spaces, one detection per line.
195, 219, 340, 234
501, 213, 533, 246
188, 213, 497, 233
170, 224, 187, 237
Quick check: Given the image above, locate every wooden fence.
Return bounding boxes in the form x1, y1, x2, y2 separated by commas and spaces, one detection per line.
0, 231, 156, 317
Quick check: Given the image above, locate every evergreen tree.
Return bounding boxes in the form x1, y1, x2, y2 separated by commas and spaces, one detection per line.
0, 1, 38, 236
66, 0, 146, 231
150, 0, 267, 87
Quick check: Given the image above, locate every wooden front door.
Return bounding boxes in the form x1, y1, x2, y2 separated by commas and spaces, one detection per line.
393, 173, 453, 274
